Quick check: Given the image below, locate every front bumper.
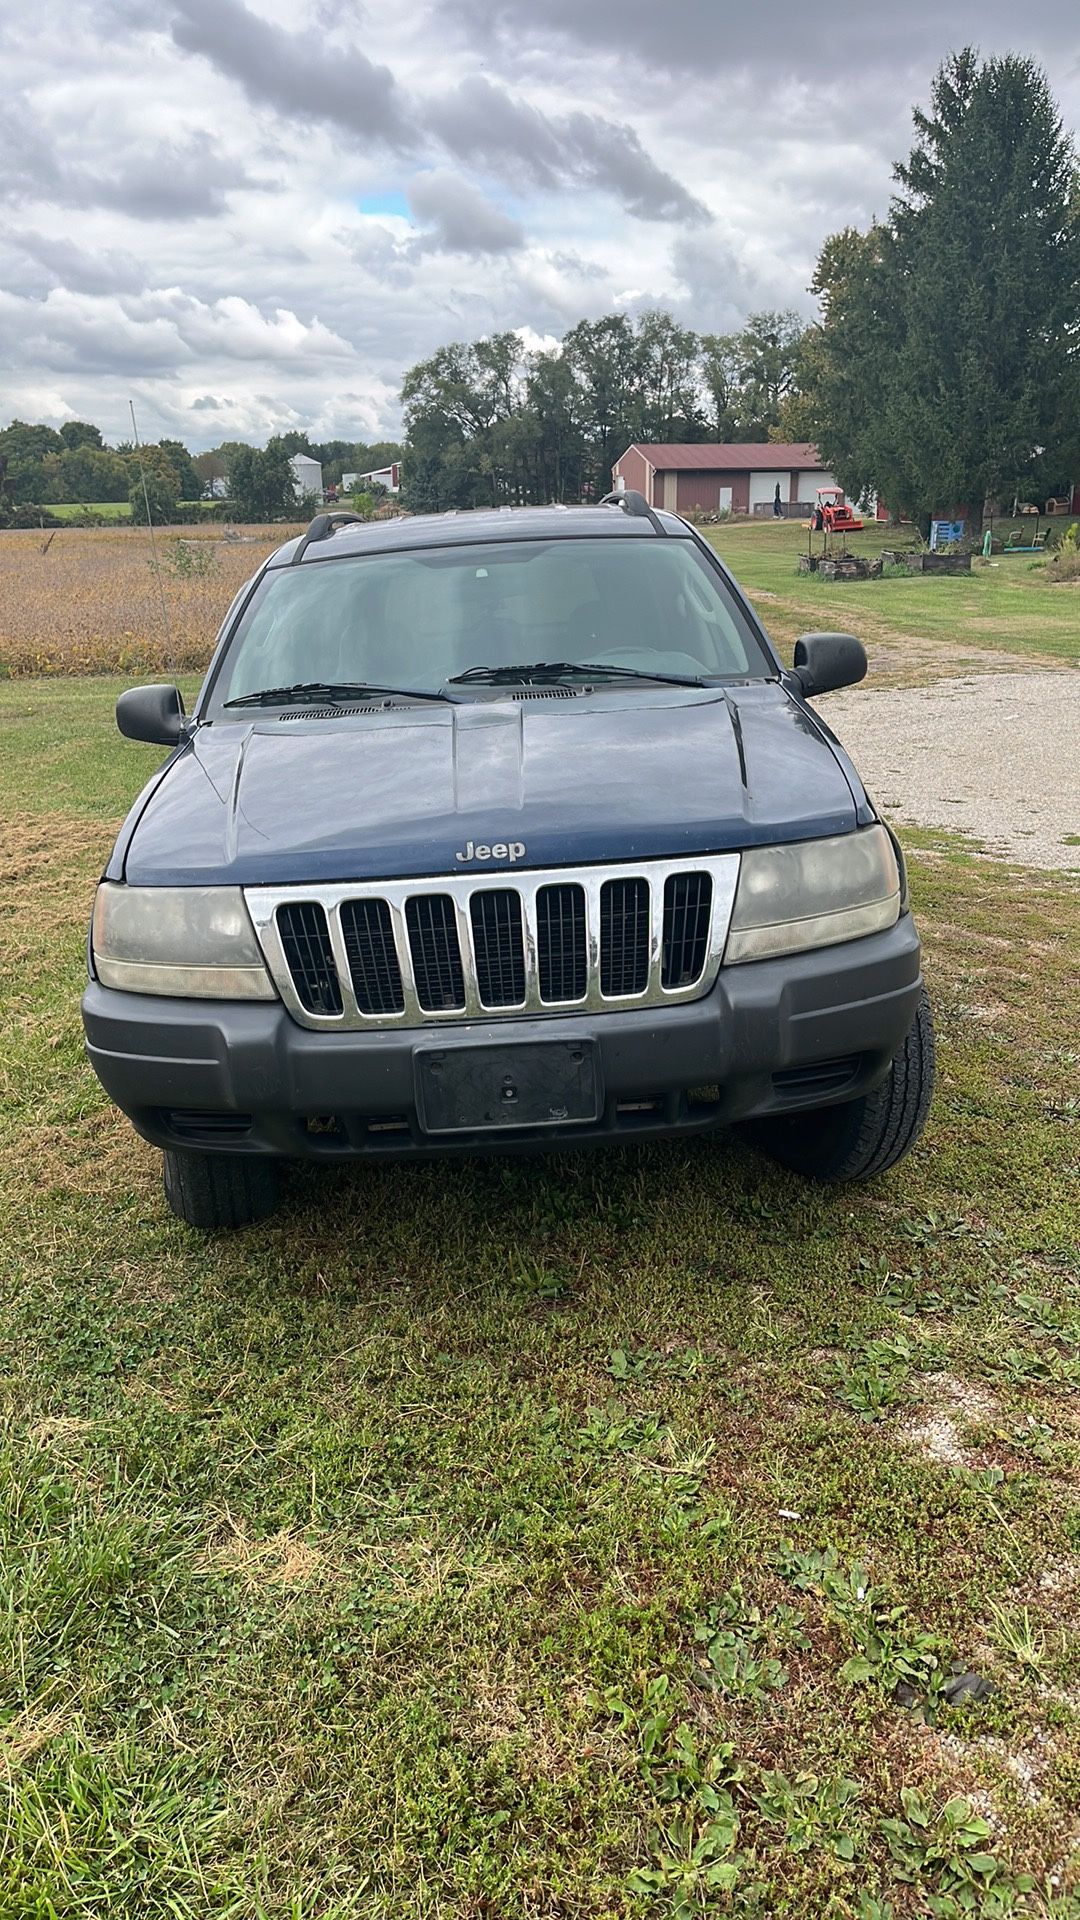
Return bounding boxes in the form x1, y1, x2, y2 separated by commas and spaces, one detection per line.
82, 915, 923, 1160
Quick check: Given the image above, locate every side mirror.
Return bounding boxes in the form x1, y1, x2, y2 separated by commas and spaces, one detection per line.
116, 683, 189, 746
791, 632, 867, 698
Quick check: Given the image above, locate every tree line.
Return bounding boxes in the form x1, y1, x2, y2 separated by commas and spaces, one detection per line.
399, 50, 1080, 529
0, 423, 402, 525
400, 309, 805, 512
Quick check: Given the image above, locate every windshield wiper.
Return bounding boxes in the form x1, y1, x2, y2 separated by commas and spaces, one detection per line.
448, 660, 707, 689
223, 680, 457, 710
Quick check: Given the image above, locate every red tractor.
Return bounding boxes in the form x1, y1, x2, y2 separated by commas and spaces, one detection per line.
813, 486, 863, 534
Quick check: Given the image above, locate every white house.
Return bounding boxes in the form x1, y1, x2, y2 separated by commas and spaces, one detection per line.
289, 453, 323, 503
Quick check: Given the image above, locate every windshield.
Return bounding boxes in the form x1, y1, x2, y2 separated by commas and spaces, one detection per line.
209, 536, 773, 709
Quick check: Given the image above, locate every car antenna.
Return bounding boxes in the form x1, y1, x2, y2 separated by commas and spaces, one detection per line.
129, 400, 173, 669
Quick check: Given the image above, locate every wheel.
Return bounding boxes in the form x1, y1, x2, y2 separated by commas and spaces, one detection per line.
745, 989, 935, 1184
162, 1149, 281, 1230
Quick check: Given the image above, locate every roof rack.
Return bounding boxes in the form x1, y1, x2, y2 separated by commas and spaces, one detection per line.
291, 509, 365, 565
597, 487, 667, 535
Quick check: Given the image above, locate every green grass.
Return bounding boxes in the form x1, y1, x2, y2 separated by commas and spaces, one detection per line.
707, 520, 1080, 671
44, 502, 134, 521
2, 678, 1079, 1916
39, 503, 222, 523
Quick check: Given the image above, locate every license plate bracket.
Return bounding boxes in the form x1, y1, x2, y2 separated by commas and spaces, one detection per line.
415, 1039, 600, 1134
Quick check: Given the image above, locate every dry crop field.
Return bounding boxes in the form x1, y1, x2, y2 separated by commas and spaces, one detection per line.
0, 523, 302, 677
2, 517, 1077, 687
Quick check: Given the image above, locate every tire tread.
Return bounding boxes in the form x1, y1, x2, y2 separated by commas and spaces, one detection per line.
748, 988, 935, 1185
162, 1150, 280, 1230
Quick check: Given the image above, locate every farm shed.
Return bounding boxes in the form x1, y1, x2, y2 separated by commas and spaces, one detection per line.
289, 453, 323, 502
612, 442, 863, 517
343, 462, 401, 495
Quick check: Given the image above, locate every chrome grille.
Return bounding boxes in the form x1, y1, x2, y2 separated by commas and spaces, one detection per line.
246, 854, 741, 1031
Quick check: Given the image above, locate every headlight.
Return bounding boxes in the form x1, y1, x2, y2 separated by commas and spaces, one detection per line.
91, 884, 276, 999
725, 825, 901, 964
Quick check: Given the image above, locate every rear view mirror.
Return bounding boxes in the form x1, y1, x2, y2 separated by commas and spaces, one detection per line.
791, 632, 867, 698
116, 683, 189, 746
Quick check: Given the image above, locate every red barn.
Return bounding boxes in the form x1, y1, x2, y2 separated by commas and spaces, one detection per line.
612, 442, 853, 516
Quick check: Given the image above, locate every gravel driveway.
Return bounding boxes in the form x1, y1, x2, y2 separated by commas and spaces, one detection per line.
818, 670, 1080, 871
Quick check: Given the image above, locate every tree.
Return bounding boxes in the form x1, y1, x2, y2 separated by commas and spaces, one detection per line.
194, 450, 228, 496
0, 421, 64, 502
636, 310, 708, 443
129, 465, 178, 523
699, 333, 742, 440
157, 439, 202, 502
228, 440, 297, 521
801, 52, 1080, 526
59, 420, 104, 451
732, 311, 805, 439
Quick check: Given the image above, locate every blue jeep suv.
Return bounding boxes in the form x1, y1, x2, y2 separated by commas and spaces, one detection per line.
82, 494, 933, 1228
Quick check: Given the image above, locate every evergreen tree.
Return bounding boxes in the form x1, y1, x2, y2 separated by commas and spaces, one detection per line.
803, 51, 1080, 526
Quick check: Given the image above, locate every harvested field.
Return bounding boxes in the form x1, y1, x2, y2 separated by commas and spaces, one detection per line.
0, 523, 302, 676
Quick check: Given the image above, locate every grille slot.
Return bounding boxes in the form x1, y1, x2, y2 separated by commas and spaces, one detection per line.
277, 902, 343, 1015
662, 872, 713, 988
470, 890, 526, 1007
537, 884, 587, 1002
600, 877, 650, 997
340, 898, 405, 1015
406, 895, 465, 1011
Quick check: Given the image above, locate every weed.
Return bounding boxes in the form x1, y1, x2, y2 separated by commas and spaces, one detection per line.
878, 1787, 1022, 1903
986, 1602, 1047, 1679
776, 1547, 946, 1704
752, 1769, 861, 1860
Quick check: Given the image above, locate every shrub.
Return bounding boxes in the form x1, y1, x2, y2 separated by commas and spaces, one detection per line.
0, 502, 62, 529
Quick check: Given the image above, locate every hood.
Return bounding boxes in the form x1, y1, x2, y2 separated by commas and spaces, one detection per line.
119, 684, 864, 886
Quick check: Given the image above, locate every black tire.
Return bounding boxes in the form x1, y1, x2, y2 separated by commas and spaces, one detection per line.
162, 1149, 281, 1230
745, 988, 935, 1184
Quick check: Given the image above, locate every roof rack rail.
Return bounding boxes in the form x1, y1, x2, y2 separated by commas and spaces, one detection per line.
597, 487, 667, 535
291, 509, 365, 565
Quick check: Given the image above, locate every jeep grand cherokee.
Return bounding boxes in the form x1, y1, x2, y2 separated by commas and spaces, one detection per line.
82, 493, 933, 1228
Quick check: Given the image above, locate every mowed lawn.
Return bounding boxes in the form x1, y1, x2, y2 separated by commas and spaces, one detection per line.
1, 672, 1079, 1913
707, 520, 1080, 677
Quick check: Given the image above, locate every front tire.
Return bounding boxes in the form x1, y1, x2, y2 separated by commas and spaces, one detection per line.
162, 1149, 281, 1230
745, 988, 935, 1184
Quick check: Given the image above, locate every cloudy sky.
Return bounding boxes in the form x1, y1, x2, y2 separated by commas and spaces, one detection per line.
2, 0, 1078, 449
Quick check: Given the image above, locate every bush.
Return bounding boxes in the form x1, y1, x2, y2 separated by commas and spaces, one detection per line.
0, 502, 62, 530
1046, 547, 1080, 583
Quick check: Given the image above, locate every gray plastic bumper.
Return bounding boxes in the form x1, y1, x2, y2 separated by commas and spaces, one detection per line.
82, 914, 923, 1159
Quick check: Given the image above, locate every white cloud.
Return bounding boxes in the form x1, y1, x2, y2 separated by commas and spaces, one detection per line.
1, 0, 1078, 446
